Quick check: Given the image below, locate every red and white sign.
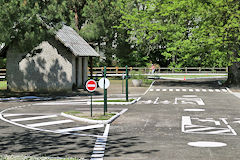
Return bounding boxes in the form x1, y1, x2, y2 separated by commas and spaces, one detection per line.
86, 80, 97, 92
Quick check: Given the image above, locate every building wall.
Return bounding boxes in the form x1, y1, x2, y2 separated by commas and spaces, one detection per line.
6, 38, 75, 92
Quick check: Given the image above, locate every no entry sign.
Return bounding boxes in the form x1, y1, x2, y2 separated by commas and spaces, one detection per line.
86, 80, 97, 92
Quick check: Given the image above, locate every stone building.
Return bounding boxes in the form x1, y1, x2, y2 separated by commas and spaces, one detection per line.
0, 25, 99, 92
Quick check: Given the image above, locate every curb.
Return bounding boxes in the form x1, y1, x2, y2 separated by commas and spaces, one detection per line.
87, 97, 140, 105
61, 108, 128, 124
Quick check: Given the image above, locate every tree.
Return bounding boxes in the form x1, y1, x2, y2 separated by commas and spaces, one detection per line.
0, 0, 75, 52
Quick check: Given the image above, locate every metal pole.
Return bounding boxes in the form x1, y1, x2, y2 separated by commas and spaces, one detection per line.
126, 65, 128, 101
91, 92, 93, 117
104, 66, 107, 115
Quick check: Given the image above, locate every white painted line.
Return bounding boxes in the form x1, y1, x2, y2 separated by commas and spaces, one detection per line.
195, 89, 200, 92
27, 119, 74, 127
202, 89, 207, 92
220, 118, 228, 125
215, 89, 221, 92
182, 95, 197, 98
207, 129, 231, 134
153, 97, 159, 104
227, 125, 237, 135
55, 124, 104, 133
3, 114, 24, 117
144, 80, 155, 95
176, 89, 180, 92
182, 89, 187, 92
10, 115, 58, 122
33, 102, 88, 106
208, 89, 214, 92
169, 89, 173, 92
162, 89, 167, 91
182, 116, 192, 132
156, 89, 160, 91
186, 127, 218, 132
150, 89, 154, 92
188, 141, 227, 148
221, 89, 228, 92
184, 109, 205, 112
91, 124, 110, 160
189, 89, 194, 92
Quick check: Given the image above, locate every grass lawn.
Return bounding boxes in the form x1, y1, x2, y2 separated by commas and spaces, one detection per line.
159, 75, 227, 78
0, 81, 7, 90
0, 155, 81, 160
64, 111, 116, 120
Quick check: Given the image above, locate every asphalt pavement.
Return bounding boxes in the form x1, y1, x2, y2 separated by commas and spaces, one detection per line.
1, 79, 240, 160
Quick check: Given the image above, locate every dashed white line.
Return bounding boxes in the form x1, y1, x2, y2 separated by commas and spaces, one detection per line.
162, 89, 167, 91
156, 89, 160, 91
189, 89, 194, 92
195, 89, 200, 92
208, 89, 214, 92
215, 89, 221, 92
169, 89, 173, 92
202, 89, 207, 92
182, 89, 187, 92
27, 119, 74, 127
176, 89, 180, 92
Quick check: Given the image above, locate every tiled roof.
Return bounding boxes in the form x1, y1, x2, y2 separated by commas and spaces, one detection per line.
55, 25, 99, 57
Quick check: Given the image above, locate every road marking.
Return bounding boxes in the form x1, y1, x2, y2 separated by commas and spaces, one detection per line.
188, 141, 227, 148
215, 89, 221, 92
150, 89, 154, 92
182, 116, 237, 135
10, 115, 58, 122
91, 124, 110, 160
156, 89, 160, 91
175, 97, 205, 105
182, 89, 187, 92
55, 124, 104, 133
162, 89, 167, 91
169, 89, 173, 91
159, 100, 171, 104
153, 97, 159, 104
27, 119, 74, 127
208, 89, 214, 92
202, 89, 207, 92
189, 89, 194, 92
3, 114, 25, 117
176, 89, 180, 92
184, 109, 205, 112
195, 89, 200, 92
220, 118, 228, 125
221, 89, 228, 92
182, 95, 197, 98
33, 102, 88, 105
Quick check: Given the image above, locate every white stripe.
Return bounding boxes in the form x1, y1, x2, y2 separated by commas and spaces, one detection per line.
195, 89, 200, 92
182, 89, 187, 92
103, 124, 110, 137
202, 89, 207, 92
227, 125, 237, 135
182, 116, 192, 125
186, 127, 218, 132
176, 89, 180, 92
3, 114, 24, 117
10, 115, 57, 122
184, 109, 205, 112
33, 102, 88, 105
208, 89, 214, 92
206, 129, 231, 134
221, 89, 228, 92
215, 89, 221, 92
169, 89, 173, 92
88, 84, 96, 87
220, 118, 228, 125
189, 89, 194, 92
150, 89, 154, 92
153, 97, 159, 104
55, 124, 104, 133
27, 119, 74, 127
156, 89, 160, 91
162, 89, 167, 91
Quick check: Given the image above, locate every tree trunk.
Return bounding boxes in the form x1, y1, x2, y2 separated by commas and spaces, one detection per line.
74, 7, 79, 30
227, 62, 240, 87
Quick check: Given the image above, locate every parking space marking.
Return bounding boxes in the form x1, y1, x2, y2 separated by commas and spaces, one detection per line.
10, 115, 58, 122
27, 119, 74, 127
55, 124, 104, 133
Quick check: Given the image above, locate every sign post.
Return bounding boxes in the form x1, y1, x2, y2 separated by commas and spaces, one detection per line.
99, 70, 110, 116
126, 65, 128, 102
86, 80, 97, 117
